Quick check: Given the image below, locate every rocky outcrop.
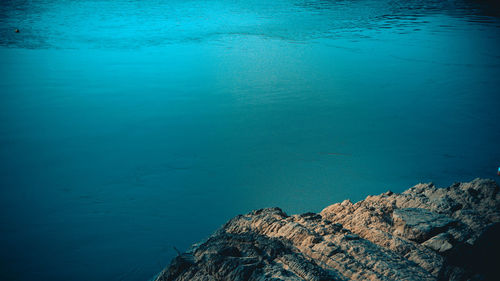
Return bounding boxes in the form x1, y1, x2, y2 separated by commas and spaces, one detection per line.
155, 178, 500, 281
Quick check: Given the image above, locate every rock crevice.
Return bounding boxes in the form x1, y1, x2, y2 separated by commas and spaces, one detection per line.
155, 178, 500, 281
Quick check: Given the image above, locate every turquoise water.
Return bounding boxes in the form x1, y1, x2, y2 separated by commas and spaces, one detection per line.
1, 0, 500, 280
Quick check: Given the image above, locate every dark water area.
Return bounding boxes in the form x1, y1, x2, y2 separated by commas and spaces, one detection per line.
1, 0, 500, 280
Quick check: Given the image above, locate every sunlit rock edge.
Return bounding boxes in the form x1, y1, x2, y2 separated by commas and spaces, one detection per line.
154, 178, 500, 281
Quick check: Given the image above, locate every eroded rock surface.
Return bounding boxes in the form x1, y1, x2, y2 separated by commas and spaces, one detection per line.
155, 179, 500, 281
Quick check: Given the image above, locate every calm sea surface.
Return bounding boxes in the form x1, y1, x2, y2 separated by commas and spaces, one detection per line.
1, 0, 500, 280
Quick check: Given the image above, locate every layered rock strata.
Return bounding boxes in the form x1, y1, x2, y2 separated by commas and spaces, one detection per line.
155, 178, 500, 281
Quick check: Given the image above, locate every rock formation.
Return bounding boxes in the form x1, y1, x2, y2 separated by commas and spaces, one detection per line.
154, 178, 500, 281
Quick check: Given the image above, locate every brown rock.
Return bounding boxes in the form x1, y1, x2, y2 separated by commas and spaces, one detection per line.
155, 179, 500, 281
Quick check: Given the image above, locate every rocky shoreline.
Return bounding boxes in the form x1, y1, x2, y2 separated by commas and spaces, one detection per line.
155, 179, 500, 280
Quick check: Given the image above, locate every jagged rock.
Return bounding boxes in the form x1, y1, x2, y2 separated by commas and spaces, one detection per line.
155, 179, 500, 281
392, 208, 457, 242
421, 233, 453, 253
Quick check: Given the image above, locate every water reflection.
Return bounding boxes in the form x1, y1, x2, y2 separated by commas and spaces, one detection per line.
1, 0, 499, 49
1, 1, 499, 281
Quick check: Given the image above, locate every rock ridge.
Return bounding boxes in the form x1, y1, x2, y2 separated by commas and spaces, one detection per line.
155, 178, 500, 280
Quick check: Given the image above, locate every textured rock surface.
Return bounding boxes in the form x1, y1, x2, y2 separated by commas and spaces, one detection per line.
155, 179, 500, 281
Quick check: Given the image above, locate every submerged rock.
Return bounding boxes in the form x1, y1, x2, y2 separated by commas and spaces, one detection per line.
155, 179, 500, 281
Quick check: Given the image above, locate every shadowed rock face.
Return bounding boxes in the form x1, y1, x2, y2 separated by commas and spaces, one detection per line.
155, 179, 500, 281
